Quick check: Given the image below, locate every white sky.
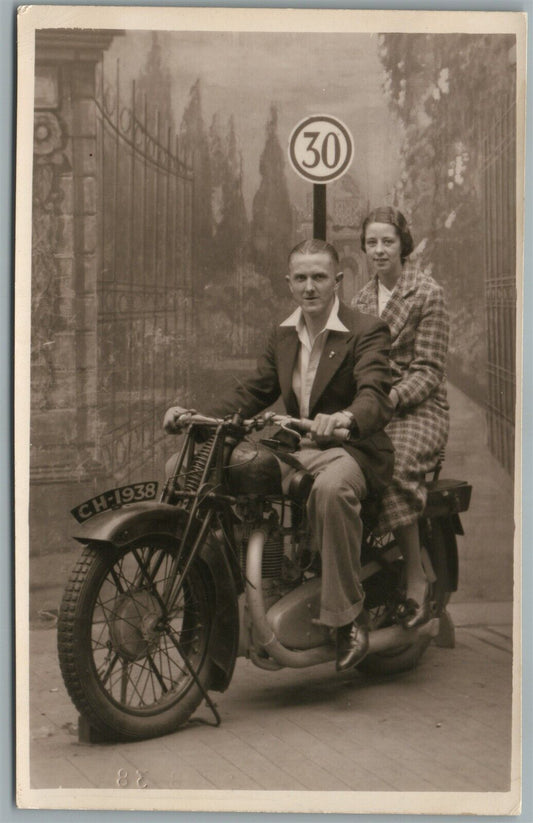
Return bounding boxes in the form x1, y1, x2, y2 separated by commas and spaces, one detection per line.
106, 30, 403, 214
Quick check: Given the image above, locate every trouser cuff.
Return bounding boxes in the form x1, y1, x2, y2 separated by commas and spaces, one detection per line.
320, 600, 364, 628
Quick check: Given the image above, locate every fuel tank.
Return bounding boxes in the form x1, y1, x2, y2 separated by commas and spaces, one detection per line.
225, 440, 283, 497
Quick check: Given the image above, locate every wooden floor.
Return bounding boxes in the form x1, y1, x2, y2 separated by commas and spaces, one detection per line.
27, 617, 513, 795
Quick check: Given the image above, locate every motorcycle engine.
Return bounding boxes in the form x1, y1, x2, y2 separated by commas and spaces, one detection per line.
238, 525, 284, 580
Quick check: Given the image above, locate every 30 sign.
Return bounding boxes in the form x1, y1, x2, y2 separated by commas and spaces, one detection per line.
288, 115, 354, 183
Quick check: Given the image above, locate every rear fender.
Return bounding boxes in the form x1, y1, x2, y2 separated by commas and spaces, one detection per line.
422, 516, 459, 593
73, 501, 239, 692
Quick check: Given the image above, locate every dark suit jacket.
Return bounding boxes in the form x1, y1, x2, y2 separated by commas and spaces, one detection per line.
209, 301, 395, 493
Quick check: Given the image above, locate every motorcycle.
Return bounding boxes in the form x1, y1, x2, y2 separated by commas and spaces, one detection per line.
57, 411, 472, 742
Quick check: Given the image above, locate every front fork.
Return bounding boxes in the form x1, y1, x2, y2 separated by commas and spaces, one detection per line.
163, 507, 215, 615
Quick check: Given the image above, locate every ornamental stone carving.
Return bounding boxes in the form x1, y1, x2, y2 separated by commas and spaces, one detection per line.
34, 111, 63, 156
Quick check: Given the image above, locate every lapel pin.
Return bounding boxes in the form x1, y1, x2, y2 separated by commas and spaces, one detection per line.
328, 350, 336, 359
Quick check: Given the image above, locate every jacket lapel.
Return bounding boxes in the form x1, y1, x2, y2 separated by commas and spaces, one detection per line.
307, 302, 354, 416
380, 266, 418, 340
308, 330, 353, 415
276, 327, 300, 412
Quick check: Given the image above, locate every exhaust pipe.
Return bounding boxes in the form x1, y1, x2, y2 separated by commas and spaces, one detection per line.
246, 529, 438, 669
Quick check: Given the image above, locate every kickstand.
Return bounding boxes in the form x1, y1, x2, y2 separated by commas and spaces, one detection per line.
187, 697, 221, 728
186, 691, 221, 728
175, 639, 222, 727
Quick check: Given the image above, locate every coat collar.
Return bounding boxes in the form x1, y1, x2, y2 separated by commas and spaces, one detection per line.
358, 265, 419, 340
379, 265, 419, 339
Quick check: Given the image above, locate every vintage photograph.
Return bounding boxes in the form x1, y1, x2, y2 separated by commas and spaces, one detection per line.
15, 6, 525, 814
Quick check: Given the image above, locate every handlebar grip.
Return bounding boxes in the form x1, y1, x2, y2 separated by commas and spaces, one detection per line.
277, 416, 351, 442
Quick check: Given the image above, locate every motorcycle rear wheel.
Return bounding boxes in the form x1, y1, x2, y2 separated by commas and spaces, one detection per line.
359, 519, 453, 676
57, 536, 214, 741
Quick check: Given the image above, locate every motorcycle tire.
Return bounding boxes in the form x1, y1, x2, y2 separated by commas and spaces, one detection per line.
358, 518, 454, 676
57, 535, 214, 742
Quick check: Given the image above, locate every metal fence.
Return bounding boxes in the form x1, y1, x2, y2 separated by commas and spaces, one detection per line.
481, 89, 516, 474
96, 62, 194, 483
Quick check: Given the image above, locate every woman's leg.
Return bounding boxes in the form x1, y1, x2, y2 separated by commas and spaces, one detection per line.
394, 521, 427, 606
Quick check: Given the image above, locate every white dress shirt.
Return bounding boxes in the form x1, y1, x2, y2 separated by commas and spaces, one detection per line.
280, 296, 349, 417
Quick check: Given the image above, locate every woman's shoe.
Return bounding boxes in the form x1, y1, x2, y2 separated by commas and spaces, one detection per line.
397, 583, 431, 630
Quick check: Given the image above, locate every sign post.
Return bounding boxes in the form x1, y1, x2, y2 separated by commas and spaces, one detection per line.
313, 185, 327, 240
288, 115, 354, 241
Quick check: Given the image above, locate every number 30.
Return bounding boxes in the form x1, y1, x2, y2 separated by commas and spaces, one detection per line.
303, 130, 341, 169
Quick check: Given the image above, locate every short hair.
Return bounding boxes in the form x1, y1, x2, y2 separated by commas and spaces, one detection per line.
288, 238, 340, 267
360, 206, 414, 263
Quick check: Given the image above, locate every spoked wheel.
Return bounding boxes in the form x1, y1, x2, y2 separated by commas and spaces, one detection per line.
57, 536, 214, 741
358, 520, 452, 676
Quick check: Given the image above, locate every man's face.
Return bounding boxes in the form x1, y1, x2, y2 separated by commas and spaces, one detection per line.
286, 251, 341, 326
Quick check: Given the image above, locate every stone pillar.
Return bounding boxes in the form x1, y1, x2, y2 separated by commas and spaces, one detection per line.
30, 31, 119, 555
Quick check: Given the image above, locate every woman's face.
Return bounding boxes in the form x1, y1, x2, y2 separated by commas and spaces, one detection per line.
364, 222, 403, 282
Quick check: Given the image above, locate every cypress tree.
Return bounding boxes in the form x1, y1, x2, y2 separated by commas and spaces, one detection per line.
251, 105, 293, 296
180, 79, 213, 292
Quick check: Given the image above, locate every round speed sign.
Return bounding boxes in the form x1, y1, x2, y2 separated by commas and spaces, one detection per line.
288, 115, 354, 184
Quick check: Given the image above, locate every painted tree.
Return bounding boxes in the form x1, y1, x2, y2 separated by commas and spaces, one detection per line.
135, 32, 174, 131
209, 115, 249, 273
204, 115, 277, 357
378, 33, 516, 397
180, 78, 213, 292
251, 105, 293, 296
209, 112, 226, 238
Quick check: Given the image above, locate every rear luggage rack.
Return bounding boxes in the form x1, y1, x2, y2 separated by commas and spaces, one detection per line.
425, 479, 472, 517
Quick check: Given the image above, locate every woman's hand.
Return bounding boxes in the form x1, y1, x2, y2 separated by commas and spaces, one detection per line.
389, 388, 400, 410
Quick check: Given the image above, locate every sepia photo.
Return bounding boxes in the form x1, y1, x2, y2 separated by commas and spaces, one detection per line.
15, 6, 526, 814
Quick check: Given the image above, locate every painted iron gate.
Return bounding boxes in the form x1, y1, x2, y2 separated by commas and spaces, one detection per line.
481, 89, 516, 475
96, 62, 194, 483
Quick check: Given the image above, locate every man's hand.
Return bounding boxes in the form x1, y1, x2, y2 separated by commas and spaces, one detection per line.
163, 405, 195, 434
309, 411, 352, 445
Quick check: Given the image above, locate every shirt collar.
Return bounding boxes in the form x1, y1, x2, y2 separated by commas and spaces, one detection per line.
280, 295, 348, 333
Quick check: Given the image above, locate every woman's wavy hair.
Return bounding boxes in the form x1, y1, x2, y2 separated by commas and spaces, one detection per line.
360, 206, 414, 264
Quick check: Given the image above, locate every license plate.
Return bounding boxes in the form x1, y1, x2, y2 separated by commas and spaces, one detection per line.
71, 482, 159, 523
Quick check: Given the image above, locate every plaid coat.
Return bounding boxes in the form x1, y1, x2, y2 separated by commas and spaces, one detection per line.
353, 265, 450, 533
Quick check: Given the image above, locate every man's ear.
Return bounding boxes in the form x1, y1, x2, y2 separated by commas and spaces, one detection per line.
335, 272, 344, 288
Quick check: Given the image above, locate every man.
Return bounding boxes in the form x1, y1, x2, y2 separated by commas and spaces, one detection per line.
164, 239, 394, 671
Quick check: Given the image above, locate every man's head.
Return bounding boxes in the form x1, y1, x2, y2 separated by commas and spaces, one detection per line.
286, 239, 343, 328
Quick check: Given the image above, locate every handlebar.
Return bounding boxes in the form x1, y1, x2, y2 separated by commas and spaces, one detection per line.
268, 413, 350, 442
165, 409, 351, 443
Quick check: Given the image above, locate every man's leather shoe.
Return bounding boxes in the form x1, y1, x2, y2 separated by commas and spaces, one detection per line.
336, 619, 369, 672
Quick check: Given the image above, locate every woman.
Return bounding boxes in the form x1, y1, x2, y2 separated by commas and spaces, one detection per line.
353, 206, 450, 629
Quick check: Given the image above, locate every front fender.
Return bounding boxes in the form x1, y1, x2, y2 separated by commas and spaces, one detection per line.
72, 501, 240, 692
72, 501, 186, 546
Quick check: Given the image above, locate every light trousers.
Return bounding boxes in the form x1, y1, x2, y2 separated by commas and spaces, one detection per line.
280, 440, 367, 628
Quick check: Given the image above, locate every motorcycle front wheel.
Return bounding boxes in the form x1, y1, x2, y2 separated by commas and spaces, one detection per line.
57, 535, 214, 741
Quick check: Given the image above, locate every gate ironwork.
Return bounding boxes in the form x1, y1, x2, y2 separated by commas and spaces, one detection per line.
481, 88, 516, 474
96, 62, 194, 483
